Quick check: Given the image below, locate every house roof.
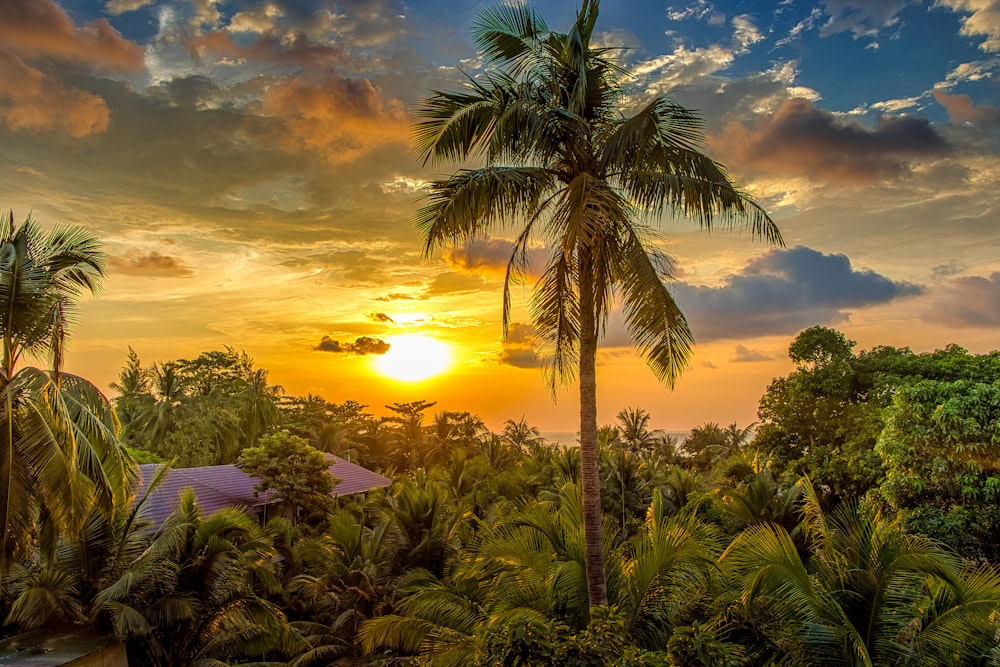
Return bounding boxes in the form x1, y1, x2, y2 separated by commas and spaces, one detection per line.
135, 455, 391, 526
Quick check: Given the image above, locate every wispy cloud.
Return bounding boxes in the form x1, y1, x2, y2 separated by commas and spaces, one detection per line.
925, 273, 1000, 327
730, 344, 775, 362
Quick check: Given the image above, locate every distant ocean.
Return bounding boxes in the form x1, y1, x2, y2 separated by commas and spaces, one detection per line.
541, 430, 690, 448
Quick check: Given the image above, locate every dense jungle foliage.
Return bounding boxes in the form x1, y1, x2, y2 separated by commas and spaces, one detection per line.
3, 324, 1000, 666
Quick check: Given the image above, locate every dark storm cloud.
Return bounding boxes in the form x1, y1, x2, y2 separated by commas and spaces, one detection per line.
260, 74, 410, 165
498, 322, 540, 369
715, 98, 951, 184
0, 74, 298, 211
109, 250, 193, 277
313, 335, 390, 355
194, 30, 350, 69
925, 273, 1000, 328
0, 49, 111, 137
675, 246, 923, 341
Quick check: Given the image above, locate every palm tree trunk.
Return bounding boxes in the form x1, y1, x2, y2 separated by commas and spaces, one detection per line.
578, 251, 607, 608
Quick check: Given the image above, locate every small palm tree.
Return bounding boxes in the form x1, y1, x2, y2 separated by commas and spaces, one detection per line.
287, 511, 396, 666
501, 417, 546, 456
385, 473, 461, 578
616, 407, 657, 452
415, 0, 780, 607
361, 484, 725, 664
0, 212, 134, 569
721, 478, 1000, 665
96, 490, 297, 667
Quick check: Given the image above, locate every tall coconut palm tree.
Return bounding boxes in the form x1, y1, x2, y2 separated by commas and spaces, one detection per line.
415, 0, 780, 607
0, 212, 134, 570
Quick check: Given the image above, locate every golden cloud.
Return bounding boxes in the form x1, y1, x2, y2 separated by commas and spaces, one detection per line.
0, 0, 144, 72
0, 50, 110, 137
108, 249, 194, 277
261, 74, 410, 164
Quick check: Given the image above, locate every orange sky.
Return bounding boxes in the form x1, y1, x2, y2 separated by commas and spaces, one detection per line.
3, 0, 1000, 432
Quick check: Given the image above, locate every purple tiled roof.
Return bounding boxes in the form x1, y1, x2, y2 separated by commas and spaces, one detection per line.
135, 455, 391, 526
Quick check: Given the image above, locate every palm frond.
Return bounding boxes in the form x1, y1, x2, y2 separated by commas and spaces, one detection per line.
417, 167, 554, 255
530, 250, 579, 389
614, 224, 694, 386
471, 2, 548, 67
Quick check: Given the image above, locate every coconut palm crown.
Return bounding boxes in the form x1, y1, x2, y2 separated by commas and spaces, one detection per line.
0, 211, 132, 570
415, 0, 782, 608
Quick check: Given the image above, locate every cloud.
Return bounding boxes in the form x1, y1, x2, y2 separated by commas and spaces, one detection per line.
731, 344, 775, 362
105, 0, 155, 15
425, 271, 486, 295
294, 249, 389, 283
818, 0, 911, 39
0, 50, 111, 137
375, 292, 428, 302
368, 312, 395, 323
933, 90, 1000, 128
938, 0, 1000, 51
925, 273, 1000, 327
261, 74, 410, 164
631, 45, 737, 94
442, 236, 547, 277
0, 0, 144, 71
193, 28, 349, 68
777, 7, 824, 45
109, 249, 193, 277
314, 335, 390, 354
666, 0, 721, 23
712, 98, 951, 184
674, 246, 923, 341
731, 15, 764, 52
930, 261, 966, 280
498, 322, 540, 369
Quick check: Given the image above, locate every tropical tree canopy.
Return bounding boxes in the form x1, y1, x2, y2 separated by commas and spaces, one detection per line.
0, 212, 134, 569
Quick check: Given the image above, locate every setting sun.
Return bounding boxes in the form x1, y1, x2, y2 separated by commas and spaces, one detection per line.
374, 335, 452, 382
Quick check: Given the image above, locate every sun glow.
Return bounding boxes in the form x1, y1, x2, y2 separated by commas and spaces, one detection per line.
374, 335, 452, 382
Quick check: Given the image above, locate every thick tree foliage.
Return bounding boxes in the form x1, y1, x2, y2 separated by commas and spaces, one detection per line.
112, 347, 282, 466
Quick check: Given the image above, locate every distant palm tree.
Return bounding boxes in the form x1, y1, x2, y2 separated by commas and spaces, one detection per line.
0, 212, 134, 568
415, 0, 780, 607
501, 416, 546, 456
616, 407, 657, 452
